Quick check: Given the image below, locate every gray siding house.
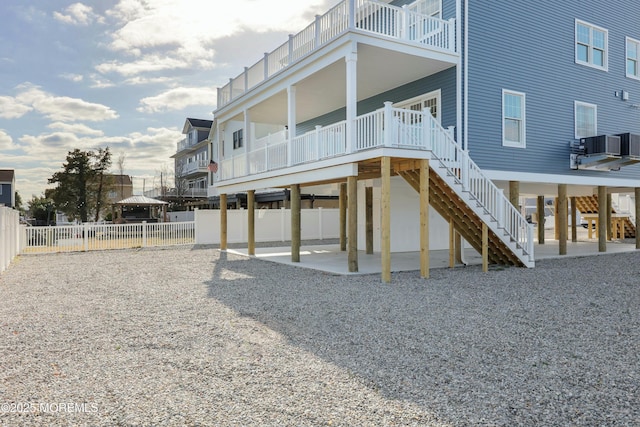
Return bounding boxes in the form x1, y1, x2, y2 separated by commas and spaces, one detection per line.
172, 118, 213, 201
0, 169, 16, 208
207, 0, 640, 280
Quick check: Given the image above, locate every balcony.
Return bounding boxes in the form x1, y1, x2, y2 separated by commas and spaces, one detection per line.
183, 159, 209, 176
217, 0, 456, 108
214, 104, 535, 267
217, 103, 455, 181
176, 137, 207, 154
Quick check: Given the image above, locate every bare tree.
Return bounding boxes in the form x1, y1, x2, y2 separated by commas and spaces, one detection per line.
117, 153, 126, 200
173, 158, 189, 205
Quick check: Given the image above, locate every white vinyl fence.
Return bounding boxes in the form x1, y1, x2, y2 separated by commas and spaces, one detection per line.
195, 208, 339, 244
22, 221, 194, 254
19, 209, 339, 254
0, 206, 21, 273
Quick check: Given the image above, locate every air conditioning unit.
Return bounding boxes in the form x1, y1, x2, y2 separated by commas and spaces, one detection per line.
580, 135, 621, 156
616, 133, 640, 157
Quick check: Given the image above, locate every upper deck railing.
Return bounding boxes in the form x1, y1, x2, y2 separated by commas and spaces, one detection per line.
217, 0, 456, 108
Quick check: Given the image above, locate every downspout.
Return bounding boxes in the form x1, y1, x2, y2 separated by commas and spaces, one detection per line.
456, 0, 462, 148
464, 0, 469, 151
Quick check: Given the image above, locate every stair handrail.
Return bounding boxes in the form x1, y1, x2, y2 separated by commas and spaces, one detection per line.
424, 113, 534, 260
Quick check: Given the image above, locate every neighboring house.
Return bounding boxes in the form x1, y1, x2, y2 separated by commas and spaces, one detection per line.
107, 174, 134, 204
0, 169, 16, 208
207, 0, 640, 278
172, 118, 213, 202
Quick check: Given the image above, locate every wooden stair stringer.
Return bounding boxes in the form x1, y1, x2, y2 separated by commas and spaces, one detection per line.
574, 196, 636, 238
398, 168, 525, 267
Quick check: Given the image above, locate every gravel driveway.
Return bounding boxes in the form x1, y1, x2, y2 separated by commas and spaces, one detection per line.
1, 246, 638, 426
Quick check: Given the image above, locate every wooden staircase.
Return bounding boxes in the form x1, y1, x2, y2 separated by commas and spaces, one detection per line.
574, 196, 636, 238
395, 155, 533, 267
399, 167, 527, 266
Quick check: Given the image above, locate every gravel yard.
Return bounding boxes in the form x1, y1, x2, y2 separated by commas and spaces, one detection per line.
0, 245, 638, 426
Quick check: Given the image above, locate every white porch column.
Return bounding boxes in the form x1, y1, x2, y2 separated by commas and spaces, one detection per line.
244, 109, 251, 175
287, 85, 297, 166
345, 49, 357, 153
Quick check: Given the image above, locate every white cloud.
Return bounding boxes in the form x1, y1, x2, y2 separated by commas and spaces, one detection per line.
53, 3, 100, 26
88, 74, 115, 89
137, 87, 217, 113
96, 0, 331, 76
59, 73, 84, 82
0, 129, 17, 150
48, 122, 104, 136
123, 76, 174, 86
0, 96, 32, 119
15, 84, 119, 122
96, 55, 199, 77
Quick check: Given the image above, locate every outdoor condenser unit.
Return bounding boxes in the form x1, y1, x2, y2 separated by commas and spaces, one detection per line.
580, 135, 621, 156
616, 133, 640, 157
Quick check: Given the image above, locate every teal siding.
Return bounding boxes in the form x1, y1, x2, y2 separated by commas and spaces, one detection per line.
467, 1, 640, 179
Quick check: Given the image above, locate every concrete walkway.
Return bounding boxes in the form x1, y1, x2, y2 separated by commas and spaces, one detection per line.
228, 236, 638, 275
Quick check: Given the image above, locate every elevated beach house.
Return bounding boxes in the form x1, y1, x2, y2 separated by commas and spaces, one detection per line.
206, 0, 640, 281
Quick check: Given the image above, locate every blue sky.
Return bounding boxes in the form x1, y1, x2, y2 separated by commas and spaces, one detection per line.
0, 0, 338, 200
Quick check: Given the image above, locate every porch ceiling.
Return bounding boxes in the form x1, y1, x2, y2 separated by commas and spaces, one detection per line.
235, 43, 455, 125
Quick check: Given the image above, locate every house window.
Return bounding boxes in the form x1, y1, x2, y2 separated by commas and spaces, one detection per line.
233, 129, 243, 149
575, 101, 597, 139
395, 90, 441, 122
575, 20, 608, 70
502, 90, 526, 148
627, 37, 640, 79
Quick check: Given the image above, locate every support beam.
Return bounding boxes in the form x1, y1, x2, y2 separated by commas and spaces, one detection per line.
554, 197, 560, 240
570, 196, 577, 243
537, 195, 545, 244
482, 222, 488, 273
454, 232, 463, 265
365, 186, 373, 255
220, 194, 227, 251
420, 159, 430, 279
606, 193, 612, 241
558, 184, 567, 255
247, 190, 255, 256
636, 187, 640, 249
347, 175, 358, 273
509, 181, 519, 209
339, 183, 347, 251
381, 158, 391, 282
598, 186, 607, 252
291, 184, 301, 262
449, 219, 455, 268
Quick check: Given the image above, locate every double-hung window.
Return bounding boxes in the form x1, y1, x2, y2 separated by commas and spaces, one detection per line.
502, 90, 526, 148
575, 20, 608, 70
575, 101, 597, 139
626, 37, 640, 80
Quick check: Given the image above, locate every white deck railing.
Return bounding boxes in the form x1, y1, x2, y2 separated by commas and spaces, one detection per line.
22, 222, 195, 254
215, 103, 533, 261
217, 0, 456, 107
